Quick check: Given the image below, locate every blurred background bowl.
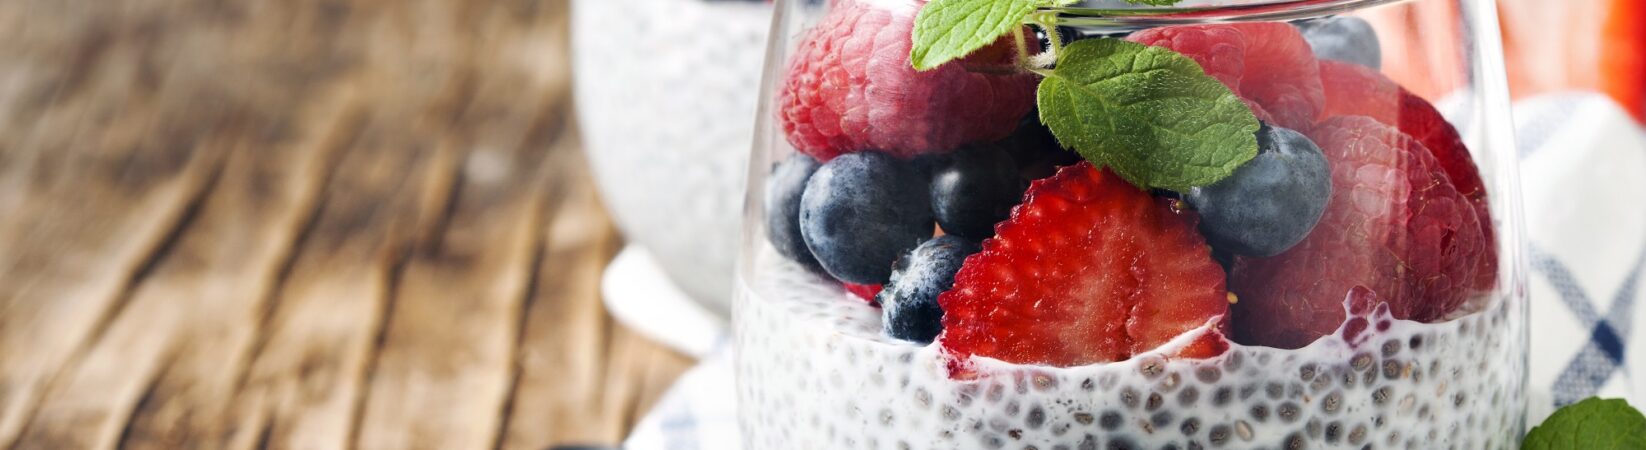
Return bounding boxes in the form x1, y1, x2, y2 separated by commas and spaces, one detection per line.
572, 0, 773, 317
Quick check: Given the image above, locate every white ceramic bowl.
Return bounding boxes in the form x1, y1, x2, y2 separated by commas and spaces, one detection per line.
571, 0, 772, 317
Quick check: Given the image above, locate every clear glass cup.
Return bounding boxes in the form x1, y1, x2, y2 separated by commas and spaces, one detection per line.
734, 0, 1527, 448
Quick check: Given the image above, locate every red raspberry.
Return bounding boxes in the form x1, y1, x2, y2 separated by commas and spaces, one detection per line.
939, 163, 1230, 367
1318, 60, 1400, 122
1130, 23, 1325, 131
1319, 61, 1482, 198
1318, 60, 1496, 289
1229, 117, 1488, 348
777, 0, 1039, 161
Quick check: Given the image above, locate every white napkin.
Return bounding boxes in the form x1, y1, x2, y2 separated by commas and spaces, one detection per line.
1511, 94, 1646, 423
617, 93, 1646, 448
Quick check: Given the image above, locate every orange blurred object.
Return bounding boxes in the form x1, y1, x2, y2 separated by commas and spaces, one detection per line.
1500, 0, 1646, 122
1368, 0, 1646, 123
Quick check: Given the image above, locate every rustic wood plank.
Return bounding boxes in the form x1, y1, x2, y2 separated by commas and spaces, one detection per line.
0, 0, 315, 446
631, 342, 697, 425
352, 70, 561, 450
0, 100, 226, 449
597, 325, 697, 445
9, 93, 350, 449
9, 85, 360, 450
0, 0, 699, 447
115, 95, 365, 450
500, 127, 696, 450
500, 129, 624, 450
221, 101, 461, 450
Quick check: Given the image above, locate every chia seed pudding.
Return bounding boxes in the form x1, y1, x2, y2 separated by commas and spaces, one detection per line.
737, 249, 1524, 449
734, 0, 1526, 448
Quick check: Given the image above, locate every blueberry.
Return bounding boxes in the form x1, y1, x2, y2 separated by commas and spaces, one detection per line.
878, 235, 980, 343
1186, 123, 1331, 257
1211, 247, 1237, 280
931, 146, 1025, 240
1001, 111, 1081, 181
800, 152, 934, 284
766, 154, 824, 271
1296, 16, 1382, 69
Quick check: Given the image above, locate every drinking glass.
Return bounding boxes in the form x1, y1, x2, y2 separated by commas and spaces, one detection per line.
734, 0, 1526, 448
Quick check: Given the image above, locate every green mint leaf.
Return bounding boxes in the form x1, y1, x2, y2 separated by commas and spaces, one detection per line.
1037, 38, 1259, 191
1524, 397, 1646, 450
910, 0, 1038, 71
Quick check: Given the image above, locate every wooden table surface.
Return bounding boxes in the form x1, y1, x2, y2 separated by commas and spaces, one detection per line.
0, 1, 695, 449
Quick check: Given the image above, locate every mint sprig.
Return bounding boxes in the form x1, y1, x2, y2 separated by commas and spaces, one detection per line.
911, 0, 1042, 71
1525, 398, 1646, 449
909, 0, 1256, 191
1037, 39, 1257, 190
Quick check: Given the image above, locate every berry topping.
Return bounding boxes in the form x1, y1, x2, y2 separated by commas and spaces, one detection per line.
1317, 60, 1496, 289
930, 145, 1026, 240
765, 154, 824, 271
939, 163, 1230, 367
1186, 123, 1332, 257
879, 235, 981, 344
844, 283, 884, 306
1396, 90, 1487, 204
800, 152, 935, 284
1229, 117, 1489, 348
1130, 23, 1325, 131
1296, 16, 1383, 69
1317, 59, 1400, 121
999, 112, 1081, 181
1337, 286, 1393, 348
1400, 89, 1499, 291
778, 0, 1038, 161
1318, 61, 1477, 190
1318, 61, 1480, 194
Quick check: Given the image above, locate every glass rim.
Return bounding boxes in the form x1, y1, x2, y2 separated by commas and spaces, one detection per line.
1053, 0, 1411, 25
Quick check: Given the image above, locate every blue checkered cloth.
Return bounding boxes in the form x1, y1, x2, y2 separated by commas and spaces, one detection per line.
1509, 94, 1646, 421
621, 93, 1646, 449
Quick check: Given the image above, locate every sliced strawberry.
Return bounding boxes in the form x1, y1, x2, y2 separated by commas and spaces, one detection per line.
1230, 117, 1487, 348
1130, 23, 1324, 131
939, 163, 1229, 367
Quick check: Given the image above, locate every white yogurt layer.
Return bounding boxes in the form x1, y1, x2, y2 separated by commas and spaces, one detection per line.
735, 248, 1525, 449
